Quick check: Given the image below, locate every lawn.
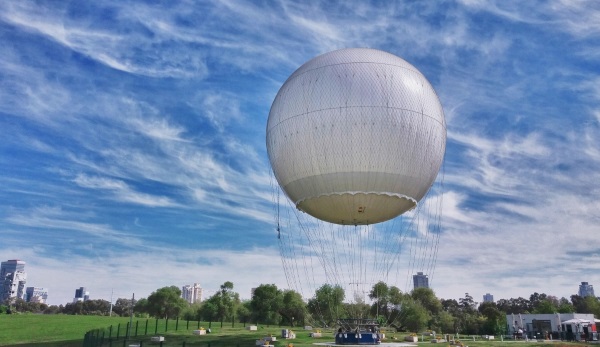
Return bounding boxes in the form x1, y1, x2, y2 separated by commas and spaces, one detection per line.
0, 314, 132, 346
0, 314, 587, 347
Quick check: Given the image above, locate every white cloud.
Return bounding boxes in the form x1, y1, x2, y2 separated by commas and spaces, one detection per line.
0, 2, 209, 78
73, 174, 178, 208
1, 245, 287, 305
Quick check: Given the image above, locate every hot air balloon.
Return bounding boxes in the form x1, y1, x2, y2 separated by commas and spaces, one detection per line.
267, 48, 446, 341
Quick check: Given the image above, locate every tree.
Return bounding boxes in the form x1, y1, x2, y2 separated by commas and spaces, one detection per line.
440, 298, 462, 333
146, 286, 188, 319
280, 289, 306, 326
571, 294, 600, 315
43, 305, 60, 314
83, 299, 111, 315
205, 281, 240, 326
237, 301, 252, 325
368, 281, 405, 324
436, 310, 455, 334
459, 293, 477, 314
181, 301, 202, 321
557, 297, 575, 313
369, 281, 391, 320
343, 299, 370, 321
412, 287, 442, 316
307, 284, 345, 327
134, 298, 149, 315
199, 300, 218, 322
397, 297, 429, 332
63, 301, 84, 315
13, 298, 48, 313
250, 284, 283, 325
533, 299, 557, 314
113, 298, 136, 317
479, 301, 505, 335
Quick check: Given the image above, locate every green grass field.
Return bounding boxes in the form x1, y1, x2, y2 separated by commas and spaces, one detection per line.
0, 314, 133, 346
0, 314, 586, 347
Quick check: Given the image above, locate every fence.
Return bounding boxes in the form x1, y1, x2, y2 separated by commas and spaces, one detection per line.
82, 318, 241, 347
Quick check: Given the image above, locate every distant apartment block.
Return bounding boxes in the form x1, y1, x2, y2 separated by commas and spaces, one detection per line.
182, 283, 203, 304
0, 260, 27, 303
74, 287, 90, 302
579, 281, 595, 297
483, 293, 494, 303
413, 272, 429, 289
25, 287, 49, 303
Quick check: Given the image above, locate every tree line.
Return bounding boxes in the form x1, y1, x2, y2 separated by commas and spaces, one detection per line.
3, 281, 600, 335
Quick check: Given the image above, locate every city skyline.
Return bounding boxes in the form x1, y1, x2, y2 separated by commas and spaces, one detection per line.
1, 1, 599, 305
5, 258, 597, 307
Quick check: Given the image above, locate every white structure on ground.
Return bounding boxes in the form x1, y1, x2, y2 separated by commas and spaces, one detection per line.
507, 313, 597, 341
182, 283, 203, 304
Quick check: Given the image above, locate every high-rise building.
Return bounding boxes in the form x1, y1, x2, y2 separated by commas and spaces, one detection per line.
0, 260, 27, 303
413, 272, 429, 289
182, 283, 203, 304
579, 282, 595, 297
25, 287, 48, 303
74, 287, 90, 302
483, 293, 494, 303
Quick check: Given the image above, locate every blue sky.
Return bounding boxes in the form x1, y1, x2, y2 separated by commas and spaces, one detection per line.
1, 0, 599, 306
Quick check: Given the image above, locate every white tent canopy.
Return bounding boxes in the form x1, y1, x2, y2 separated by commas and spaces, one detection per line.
562, 318, 591, 324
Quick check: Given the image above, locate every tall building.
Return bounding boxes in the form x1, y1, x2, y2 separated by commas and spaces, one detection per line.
483, 293, 494, 303
413, 272, 429, 289
25, 287, 49, 303
182, 283, 203, 304
0, 260, 27, 303
579, 282, 595, 297
74, 287, 90, 302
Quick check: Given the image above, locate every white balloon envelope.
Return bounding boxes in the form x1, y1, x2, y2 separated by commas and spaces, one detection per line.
267, 48, 446, 225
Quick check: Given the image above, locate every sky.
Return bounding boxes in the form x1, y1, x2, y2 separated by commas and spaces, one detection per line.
1, 0, 599, 306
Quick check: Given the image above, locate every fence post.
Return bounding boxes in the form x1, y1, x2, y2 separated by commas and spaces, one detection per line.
109, 325, 113, 339
155, 318, 158, 334
166, 317, 169, 332
135, 320, 139, 336
117, 323, 121, 340
197, 320, 200, 329
187, 319, 189, 330
176, 317, 179, 331
145, 319, 148, 335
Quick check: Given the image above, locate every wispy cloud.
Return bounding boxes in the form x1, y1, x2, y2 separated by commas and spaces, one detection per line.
73, 174, 178, 207
1, 0, 600, 305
